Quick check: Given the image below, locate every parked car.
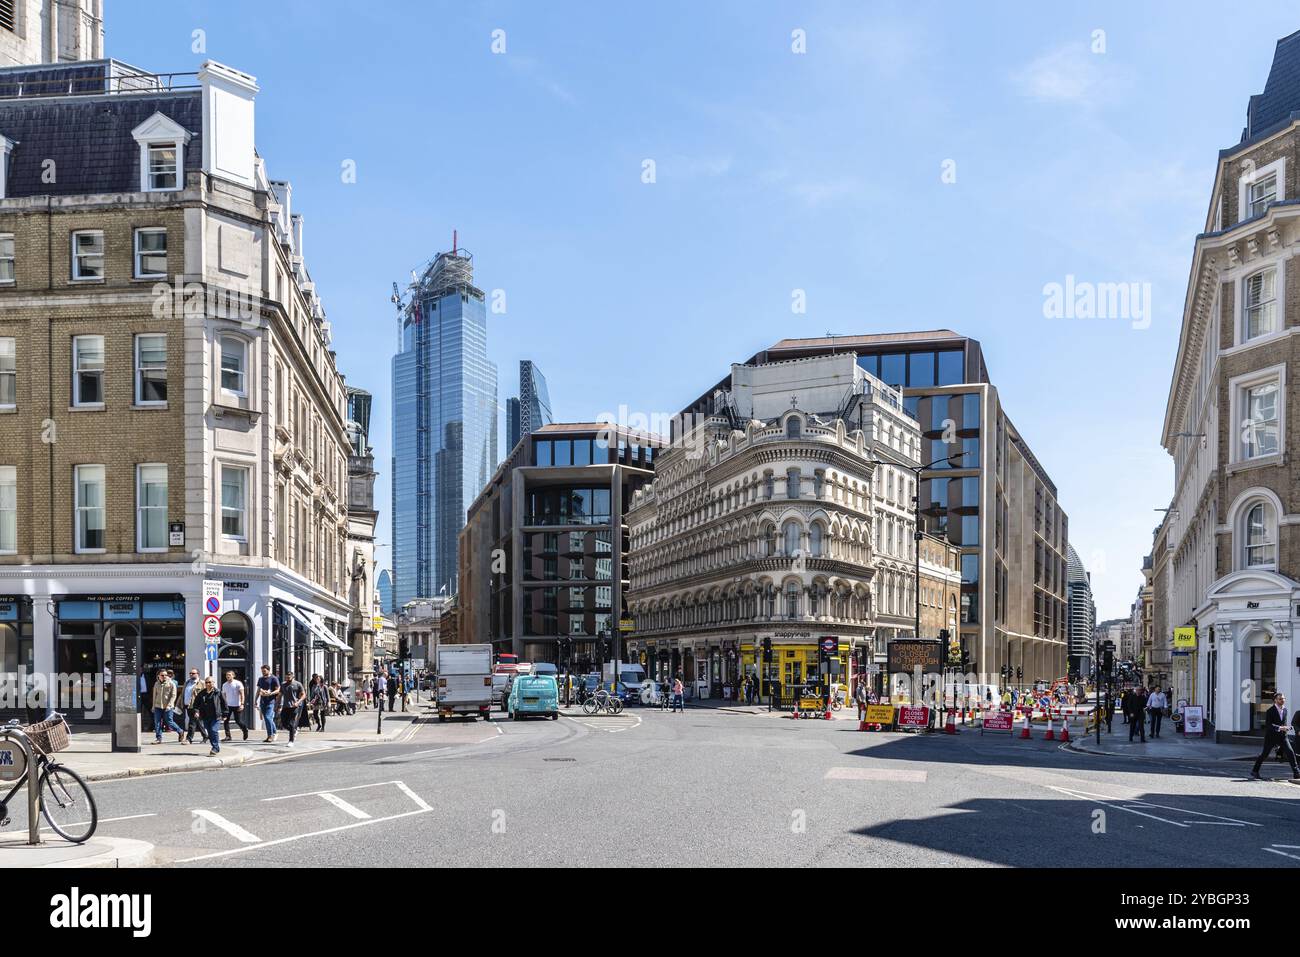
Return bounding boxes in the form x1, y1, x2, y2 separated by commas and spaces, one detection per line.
507, 674, 560, 721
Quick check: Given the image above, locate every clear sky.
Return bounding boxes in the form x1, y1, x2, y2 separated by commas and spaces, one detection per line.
109, 1, 1300, 622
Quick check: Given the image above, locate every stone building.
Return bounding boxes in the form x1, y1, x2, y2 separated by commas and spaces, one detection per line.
0, 56, 356, 723
0, 0, 102, 68
625, 353, 926, 700
1159, 29, 1300, 739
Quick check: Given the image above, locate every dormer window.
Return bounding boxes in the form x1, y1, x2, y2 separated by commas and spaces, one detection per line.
1238, 158, 1286, 224
132, 112, 192, 194
147, 144, 178, 190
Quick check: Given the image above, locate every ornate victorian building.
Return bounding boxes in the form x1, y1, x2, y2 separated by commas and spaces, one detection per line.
625, 354, 922, 699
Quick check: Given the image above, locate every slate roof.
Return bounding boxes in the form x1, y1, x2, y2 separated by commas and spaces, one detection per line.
0, 61, 202, 198
1242, 29, 1300, 143
0, 90, 202, 197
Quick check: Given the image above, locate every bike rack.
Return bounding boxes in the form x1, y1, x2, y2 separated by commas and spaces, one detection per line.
0, 728, 40, 846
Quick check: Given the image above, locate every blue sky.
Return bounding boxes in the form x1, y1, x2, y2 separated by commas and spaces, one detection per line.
110, 1, 1300, 621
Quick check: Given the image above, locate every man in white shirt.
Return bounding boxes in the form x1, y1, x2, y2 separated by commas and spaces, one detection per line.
1146, 688, 1168, 738
220, 670, 248, 742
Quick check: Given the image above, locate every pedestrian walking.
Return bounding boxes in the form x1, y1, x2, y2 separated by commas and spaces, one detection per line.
279, 671, 305, 746
193, 676, 224, 757
1252, 693, 1300, 780
310, 675, 329, 732
181, 668, 203, 744
855, 675, 869, 721
255, 664, 281, 742
1146, 687, 1168, 738
387, 672, 399, 712
221, 670, 248, 741
671, 672, 684, 713
150, 669, 184, 744
374, 672, 388, 713
1122, 687, 1146, 742
1103, 689, 1114, 733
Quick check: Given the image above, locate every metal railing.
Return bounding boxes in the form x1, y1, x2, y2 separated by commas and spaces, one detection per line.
0, 68, 200, 101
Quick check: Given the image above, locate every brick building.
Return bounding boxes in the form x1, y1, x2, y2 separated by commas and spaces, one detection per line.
1159, 30, 1300, 740
0, 57, 362, 725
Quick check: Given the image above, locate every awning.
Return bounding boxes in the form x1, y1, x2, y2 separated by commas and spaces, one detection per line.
282, 603, 350, 652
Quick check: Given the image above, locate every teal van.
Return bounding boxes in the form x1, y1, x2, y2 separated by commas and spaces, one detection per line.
507, 674, 560, 721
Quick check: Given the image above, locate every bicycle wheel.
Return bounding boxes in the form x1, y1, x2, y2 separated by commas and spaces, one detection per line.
610, 697, 624, 715
40, 763, 97, 844
582, 698, 598, 716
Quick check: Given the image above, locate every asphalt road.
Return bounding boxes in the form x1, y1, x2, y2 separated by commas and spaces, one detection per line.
56, 706, 1300, 867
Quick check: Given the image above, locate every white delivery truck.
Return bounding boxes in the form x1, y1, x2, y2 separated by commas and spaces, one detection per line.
602, 661, 647, 698
436, 643, 494, 722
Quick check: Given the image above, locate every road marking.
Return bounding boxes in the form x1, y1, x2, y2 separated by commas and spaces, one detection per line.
1048, 787, 1261, 828
824, 767, 927, 782
175, 808, 430, 863
1263, 846, 1300, 862
262, 780, 406, 802
318, 792, 371, 820
192, 809, 261, 843
40, 812, 157, 833
394, 780, 433, 812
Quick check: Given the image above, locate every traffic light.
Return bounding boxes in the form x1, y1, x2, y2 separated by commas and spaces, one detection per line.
1016, 667, 1022, 681
761, 636, 773, 663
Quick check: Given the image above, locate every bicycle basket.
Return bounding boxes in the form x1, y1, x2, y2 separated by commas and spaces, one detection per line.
25, 716, 70, 755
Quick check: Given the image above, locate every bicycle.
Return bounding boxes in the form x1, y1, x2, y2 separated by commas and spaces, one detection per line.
0, 713, 98, 844
581, 689, 624, 716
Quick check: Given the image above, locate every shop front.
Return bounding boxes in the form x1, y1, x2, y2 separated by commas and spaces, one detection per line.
0, 596, 33, 720
52, 594, 186, 725
1200, 570, 1300, 742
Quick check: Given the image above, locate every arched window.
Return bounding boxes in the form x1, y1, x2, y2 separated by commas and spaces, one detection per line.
763, 523, 777, 557
784, 582, 800, 619
783, 520, 801, 557
810, 523, 824, 557
786, 417, 802, 439
1245, 502, 1276, 566
787, 468, 801, 499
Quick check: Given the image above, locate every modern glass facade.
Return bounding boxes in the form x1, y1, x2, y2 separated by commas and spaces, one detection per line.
391, 252, 499, 608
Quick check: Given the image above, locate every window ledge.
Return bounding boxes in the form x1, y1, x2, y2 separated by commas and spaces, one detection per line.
132, 275, 167, 283
1226, 453, 1284, 475
0, 406, 14, 414
68, 404, 105, 412
212, 403, 260, 423
132, 402, 169, 411
69, 278, 105, 284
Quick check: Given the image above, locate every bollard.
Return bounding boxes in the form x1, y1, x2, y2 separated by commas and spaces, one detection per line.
3, 729, 41, 846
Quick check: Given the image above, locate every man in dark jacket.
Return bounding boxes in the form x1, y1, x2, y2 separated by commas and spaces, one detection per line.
1122, 688, 1146, 742
1252, 693, 1300, 780
192, 676, 225, 757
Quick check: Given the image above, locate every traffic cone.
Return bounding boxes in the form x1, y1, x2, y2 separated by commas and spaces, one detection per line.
859, 719, 869, 732
1059, 716, 1071, 742
1019, 713, 1032, 739
1044, 714, 1056, 740
944, 711, 957, 734
824, 707, 832, 720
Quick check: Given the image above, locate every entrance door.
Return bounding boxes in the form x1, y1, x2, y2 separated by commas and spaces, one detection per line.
1250, 645, 1277, 732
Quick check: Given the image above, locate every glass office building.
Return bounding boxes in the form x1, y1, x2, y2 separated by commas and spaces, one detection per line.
391, 248, 499, 608
507, 360, 554, 452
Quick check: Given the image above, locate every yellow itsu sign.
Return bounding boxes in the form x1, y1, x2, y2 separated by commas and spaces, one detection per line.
1173, 627, 1197, 650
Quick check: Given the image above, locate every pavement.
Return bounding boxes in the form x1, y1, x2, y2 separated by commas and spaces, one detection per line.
60, 706, 425, 782
1067, 727, 1265, 763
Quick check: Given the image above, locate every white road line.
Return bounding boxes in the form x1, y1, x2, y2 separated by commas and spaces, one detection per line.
192, 809, 261, 843
40, 812, 157, 833
1263, 847, 1300, 862
825, 767, 928, 782
1049, 787, 1260, 827
262, 780, 404, 802
318, 792, 371, 820
394, 780, 433, 812
175, 808, 430, 863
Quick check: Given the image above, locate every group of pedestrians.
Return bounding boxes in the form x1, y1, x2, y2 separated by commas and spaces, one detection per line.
1119, 684, 1171, 742
149, 668, 252, 754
